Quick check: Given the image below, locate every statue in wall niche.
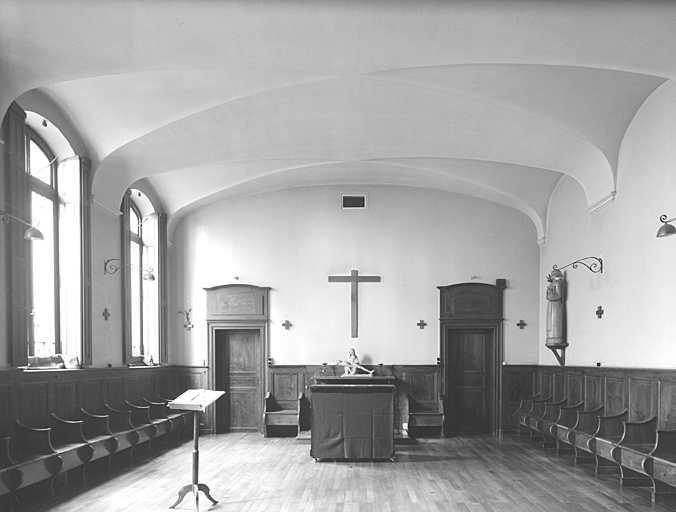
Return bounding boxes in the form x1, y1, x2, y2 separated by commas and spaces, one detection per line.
336, 348, 373, 376
546, 269, 565, 347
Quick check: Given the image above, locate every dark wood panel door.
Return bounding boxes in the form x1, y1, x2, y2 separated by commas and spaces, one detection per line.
446, 329, 494, 434
215, 330, 261, 433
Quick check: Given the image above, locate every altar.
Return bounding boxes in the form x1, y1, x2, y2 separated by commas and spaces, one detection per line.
310, 378, 395, 461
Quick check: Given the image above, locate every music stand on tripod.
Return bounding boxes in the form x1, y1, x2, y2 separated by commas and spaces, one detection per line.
168, 389, 225, 511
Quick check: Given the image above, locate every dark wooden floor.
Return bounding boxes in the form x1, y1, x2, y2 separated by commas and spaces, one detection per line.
8, 433, 672, 511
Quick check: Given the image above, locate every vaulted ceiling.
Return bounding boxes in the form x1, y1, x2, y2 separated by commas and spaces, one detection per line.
2, 0, 675, 240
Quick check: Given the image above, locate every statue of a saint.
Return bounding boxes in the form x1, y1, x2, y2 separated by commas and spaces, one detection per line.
336, 348, 374, 376
546, 270, 565, 346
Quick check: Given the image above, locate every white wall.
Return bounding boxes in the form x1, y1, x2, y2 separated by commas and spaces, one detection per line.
169, 185, 541, 367
540, 80, 676, 368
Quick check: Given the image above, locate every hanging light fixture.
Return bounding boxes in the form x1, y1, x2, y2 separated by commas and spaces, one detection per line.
0, 209, 44, 240
657, 214, 676, 238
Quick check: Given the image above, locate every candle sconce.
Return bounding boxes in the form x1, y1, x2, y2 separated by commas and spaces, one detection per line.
177, 308, 193, 331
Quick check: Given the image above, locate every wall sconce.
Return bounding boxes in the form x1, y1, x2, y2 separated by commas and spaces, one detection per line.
657, 214, 676, 238
0, 209, 44, 240
177, 308, 193, 331
104, 259, 155, 280
552, 256, 603, 274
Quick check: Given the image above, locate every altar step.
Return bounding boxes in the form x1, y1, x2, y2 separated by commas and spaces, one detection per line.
295, 429, 413, 444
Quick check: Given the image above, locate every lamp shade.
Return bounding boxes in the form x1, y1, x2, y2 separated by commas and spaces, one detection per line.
23, 226, 44, 241
657, 222, 676, 238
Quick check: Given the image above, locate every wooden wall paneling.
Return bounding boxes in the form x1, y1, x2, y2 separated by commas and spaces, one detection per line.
585, 375, 603, 410
628, 378, 657, 422
540, 371, 553, 398
568, 374, 584, 405
54, 380, 79, 420
156, 371, 170, 398
268, 367, 304, 400
660, 382, 676, 430
554, 373, 567, 402
605, 377, 627, 415
0, 384, 11, 437
19, 381, 49, 427
107, 377, 125, 408
82, 377, 104, 414
126, 376, 141, 404
502, 366, 537, 432
141, 373, 157, 401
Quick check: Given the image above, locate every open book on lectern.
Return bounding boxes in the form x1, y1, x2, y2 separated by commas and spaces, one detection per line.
168, 389, 225, 411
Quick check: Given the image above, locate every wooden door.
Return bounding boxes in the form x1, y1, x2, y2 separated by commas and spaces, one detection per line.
214, 330, 261, 433
446, 328, 494, 433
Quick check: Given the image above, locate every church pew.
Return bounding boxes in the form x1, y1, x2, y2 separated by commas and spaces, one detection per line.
617, 416, 658, 487
534, 398, 568, 449
514, 393, 540, 436
79, 409, 119, 471
403, 393, 445, 439
571, 406, 607, 465
143, 397, 188, 442
590, 410, 629, 475
647, 429, 676, 502
49, 415, 94, 486
0, 437, 22, 511
551, 402, 585, 454
11, 421, 64, 496
263, 392, 302, 437
525, 395, 556, 442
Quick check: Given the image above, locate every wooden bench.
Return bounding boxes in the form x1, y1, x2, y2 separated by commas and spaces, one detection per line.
646, 429, 676, 502
524, 395, 555, 442
571, 406, 607, 465
263, 392, 302, 437
590, 409, 629, 475
403, 393, 445, 439
617, 416, 657, 487
0, 394, 193, 512
514, 393, 540, 436
553, 402, 589, 455
530, 398, 567, 448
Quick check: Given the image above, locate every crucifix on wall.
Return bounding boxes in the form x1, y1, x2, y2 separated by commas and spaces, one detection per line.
328, 269, 381, 338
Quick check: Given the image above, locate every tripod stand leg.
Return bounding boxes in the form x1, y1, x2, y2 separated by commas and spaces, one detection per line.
197, 483, 219, 505
169, 483, 192, 509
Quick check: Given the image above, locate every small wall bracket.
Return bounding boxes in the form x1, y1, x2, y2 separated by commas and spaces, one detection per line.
547, 344, 568, 366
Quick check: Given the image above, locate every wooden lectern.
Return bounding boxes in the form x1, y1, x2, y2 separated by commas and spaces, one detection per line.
168, 389, 225, 510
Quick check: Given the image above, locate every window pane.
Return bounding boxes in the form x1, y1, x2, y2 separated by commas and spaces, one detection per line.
143, 245, 158, 360
129, 206, 140, 236
31, 192, 57, 357
29, 140, 52, 185
130, 240, 142, 356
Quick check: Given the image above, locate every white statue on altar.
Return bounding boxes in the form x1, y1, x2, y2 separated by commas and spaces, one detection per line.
336, 348, 373, 376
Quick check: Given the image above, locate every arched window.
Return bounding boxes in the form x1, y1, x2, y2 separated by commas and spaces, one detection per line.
1, 103, 91, 367
123, 188, 165, 364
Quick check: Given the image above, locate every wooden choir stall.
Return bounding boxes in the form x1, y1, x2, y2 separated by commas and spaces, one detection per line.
310, 376, 395, 461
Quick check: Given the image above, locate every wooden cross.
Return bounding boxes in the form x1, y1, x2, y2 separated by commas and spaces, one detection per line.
328, 269, 381, 338
282, 320, 292, 330
102, 308, 110, 321
516, 320, 527, 329
596, 306, 604, 319
417, 320, 427, 329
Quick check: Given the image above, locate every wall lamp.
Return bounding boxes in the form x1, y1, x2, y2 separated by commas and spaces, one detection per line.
657, 215, 676, 238
0, 209, 44, 240
104, 259, 155, 281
